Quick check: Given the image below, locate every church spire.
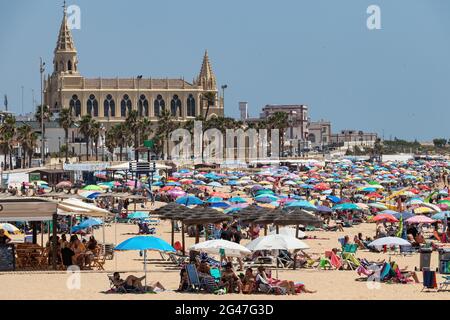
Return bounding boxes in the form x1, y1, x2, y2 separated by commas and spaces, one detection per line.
53, 1, 79, 74
196, 50, 217, 90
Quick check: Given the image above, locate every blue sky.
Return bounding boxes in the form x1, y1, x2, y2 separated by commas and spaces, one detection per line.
1, 0, 449, 141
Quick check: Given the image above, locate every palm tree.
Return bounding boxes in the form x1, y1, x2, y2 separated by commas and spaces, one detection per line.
90, 120, 101, 161
17, 124, 33, 168
125, 110, 139, 160
138, 118, 153, 145
114, 123, 128, 161
155, 109, 177, 160
78, 114, 93, 161
58, 107, 74, 163
105, 126, 118, 161
0, 114, 16, 169
202, 92, 216, 119
267, 112, 289, 157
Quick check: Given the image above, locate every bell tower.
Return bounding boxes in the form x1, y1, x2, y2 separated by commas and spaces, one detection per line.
53, 2, 79, 75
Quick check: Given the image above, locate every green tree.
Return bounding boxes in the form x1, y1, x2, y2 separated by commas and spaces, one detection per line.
433, 138, 447, 148
202, 92, 216, 119
155, 109, 177, 160
58, 107, 74, 162
78, 114, 93, 161
0, 114, 16, 169
90, 120, 101, 161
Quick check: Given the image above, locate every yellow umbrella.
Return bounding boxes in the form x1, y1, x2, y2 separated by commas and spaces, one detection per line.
414, 207, 434, 214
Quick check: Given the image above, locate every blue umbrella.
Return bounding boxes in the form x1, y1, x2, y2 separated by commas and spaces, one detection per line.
327, 195, 341, 203
176, 195, 204, 206
431, 211, 450, 221
128, 212, 150, 219
229, 196, 247, 203
316, 205, 332, 213
284, 200, 317, 211
210, 202, 230, 208
115, 236, 175, 288
71, 218, 103, 233
206, 197, 224, 203
332, 203, 361, 211
255, 196, 276, 203
208, 181, 223, 187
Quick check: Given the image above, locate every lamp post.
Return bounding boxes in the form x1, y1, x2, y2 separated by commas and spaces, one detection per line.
221, 84, 228, 109
40, 58, 46, 166
58, 137, 61, 159
135, 75, 143, 162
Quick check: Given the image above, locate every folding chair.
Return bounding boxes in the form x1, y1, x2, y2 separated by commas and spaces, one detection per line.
186, 264, 202, 292
421, 269, 438, 292
438, 275, 450, 292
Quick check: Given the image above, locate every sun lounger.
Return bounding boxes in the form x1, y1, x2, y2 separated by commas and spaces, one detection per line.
169, 253, 189, 267
107, 275, 141, 294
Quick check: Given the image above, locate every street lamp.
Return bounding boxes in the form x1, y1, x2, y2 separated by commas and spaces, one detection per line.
135, 75, 143, 162
40, 58, 46, 166
221, 85, 228, 109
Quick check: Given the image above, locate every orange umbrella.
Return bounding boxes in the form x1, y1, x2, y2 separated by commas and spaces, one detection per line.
372, 214, 398, 223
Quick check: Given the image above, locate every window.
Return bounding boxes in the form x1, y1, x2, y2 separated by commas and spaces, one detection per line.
308, 133, 316, 143
104, 94, 116, 118
154, 95, 165, 117
187, 94, 196, 117
87, 94, 98, 117
68, 60, 72, 71
121, 94, 132, 117
69, 95, 81, 117
139, 95, 149, 117
170, 95, 182, 117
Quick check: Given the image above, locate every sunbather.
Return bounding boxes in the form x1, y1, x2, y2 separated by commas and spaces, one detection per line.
220, 262, 242, 294
241, 268, 256, 294
112, 272, 165, 293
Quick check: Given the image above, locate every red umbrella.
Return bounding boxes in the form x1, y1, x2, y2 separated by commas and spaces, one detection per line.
211, 192, 230, 199
314, 183, 330, 191
372, 214, 398, 223
366, 192, 383, 199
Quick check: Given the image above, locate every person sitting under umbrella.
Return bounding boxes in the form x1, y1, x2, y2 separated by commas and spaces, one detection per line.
0, 229, 11, 244
220, 262, 242, 294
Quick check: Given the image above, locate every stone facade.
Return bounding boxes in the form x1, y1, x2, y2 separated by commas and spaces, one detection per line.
44, 6, 223, 126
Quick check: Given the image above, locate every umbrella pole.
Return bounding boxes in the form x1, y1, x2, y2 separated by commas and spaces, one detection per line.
195, 225, 200, 244
144, 250, 147, 289
171, 220, 175, 247
102, 218, 106, 245
181, 221, 186, 256
295, 225, 299, 238
264, 225, 267, 236
276, 225, 279, 235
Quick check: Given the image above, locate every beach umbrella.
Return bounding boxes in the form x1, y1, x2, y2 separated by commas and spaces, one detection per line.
269, 227, 306, 239
393, 212, 414, 220
332, 203, 361, 211
175, 195, 204, 206
71, 218, 103, 233
79, 191, 101, 200
367, 203, 388, 210
327, 195, 341, 203
229, 196, 247, 203
56, 181, 72, 188
405, 215, 435, 224
284, 200, 317, 211
206, 197, 224, 203
208, 182, 223, 188
414, 207, 434, 214
431, 211, 450, 221
167, 189, 186, 198
128, 212, 150, 219
246, 234, 309, 251
190, 239, 251, 258
368, 237, 411, 248
378, 210, 398, 215
316, 205, 332, 213
83, 185, 103, 191
0, 223, 20, 234
372, 214, 398, 223
210, 202, 230, 208
115, 236, 175, 288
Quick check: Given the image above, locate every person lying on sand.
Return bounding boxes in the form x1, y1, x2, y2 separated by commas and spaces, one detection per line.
112, 272, 165, 293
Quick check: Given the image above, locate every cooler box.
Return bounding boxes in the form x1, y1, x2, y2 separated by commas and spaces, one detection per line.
419, 247, 432, 271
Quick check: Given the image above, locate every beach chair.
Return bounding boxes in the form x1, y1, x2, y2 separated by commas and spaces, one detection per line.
338, 238, 345, 247
317, 257, 332, 270
342, 244, 358, 254
438, 275, 450, 292
379, 262, 392, 281
186, 264, 202, 292
107, 275, 140, 294
421, 269, 438, 291
92, 254, 106, 270
399, 245, 416, 256
169, 253, 189, 267
277, 250, 294, 268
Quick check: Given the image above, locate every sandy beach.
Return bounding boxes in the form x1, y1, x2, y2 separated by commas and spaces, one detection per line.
1, 207, 448, 300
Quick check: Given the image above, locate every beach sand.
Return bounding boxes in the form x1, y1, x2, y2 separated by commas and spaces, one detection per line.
1, 204, 449, 300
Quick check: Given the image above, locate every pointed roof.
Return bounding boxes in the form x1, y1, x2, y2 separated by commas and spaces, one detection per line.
199, 50, 215, 81
55, 2, 76, 53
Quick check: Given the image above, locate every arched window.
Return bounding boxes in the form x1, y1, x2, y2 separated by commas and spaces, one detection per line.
104, 94, 116, 118
69, 95, 81, 117
308, 133, 316, 144
139, 95, 149, 117
187, 94, 196, 117
121, 94, 132, 117
87, 94, 98, 117
68, 60, 72, 71
154, 95, 165, 117
171, 95, 182, 117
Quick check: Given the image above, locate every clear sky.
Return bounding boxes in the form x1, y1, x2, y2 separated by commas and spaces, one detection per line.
1, 0, 449, 141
